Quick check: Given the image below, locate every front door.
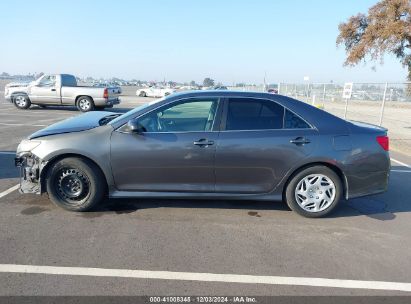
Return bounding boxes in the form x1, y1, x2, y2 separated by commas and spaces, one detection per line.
29, 75, 61, 104
215, 97, 317, 194
110, 97, 221, 192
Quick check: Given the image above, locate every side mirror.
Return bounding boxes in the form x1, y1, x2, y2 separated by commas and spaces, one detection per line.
125, 120, 146, 134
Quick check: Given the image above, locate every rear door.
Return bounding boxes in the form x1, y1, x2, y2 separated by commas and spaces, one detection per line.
215, 97, 317, 194
110, 97, 222, 192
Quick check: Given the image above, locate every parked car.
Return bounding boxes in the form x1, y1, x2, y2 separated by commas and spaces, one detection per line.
15, 91, 390, 218
92, 83, 122, 94
213, 86, 228, 90
5, 74, 121, 112
136, 86, 175, 97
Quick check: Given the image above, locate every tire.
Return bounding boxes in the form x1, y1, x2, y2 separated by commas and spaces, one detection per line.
139, 91, 147, 97
285, 165, 342, 218
46, 157, 106, 211
13, 94, 31, 110
76, 96, 95, 112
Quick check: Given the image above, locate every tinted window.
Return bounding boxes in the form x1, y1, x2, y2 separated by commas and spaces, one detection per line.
138, 99, 218, 132
226, 98, 284, 130
284, 109, 311, 129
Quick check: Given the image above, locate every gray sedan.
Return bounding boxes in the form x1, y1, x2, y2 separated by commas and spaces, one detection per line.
15, 91, 390, 217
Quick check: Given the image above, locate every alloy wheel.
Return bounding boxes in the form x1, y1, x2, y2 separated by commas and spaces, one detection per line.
78, 98, 91, 111
15, 96, 27, 107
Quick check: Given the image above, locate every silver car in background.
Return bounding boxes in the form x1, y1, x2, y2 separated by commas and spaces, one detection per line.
15, 91, 390, 218
5, 74, 121, 112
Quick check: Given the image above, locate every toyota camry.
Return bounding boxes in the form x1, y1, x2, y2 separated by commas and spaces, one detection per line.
15, 91, 390, 217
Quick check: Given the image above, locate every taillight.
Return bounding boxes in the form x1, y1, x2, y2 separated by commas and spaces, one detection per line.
376, 135, 389, 151
103, 88, 108, 99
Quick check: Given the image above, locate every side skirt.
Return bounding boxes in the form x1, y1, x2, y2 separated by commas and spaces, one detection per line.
109, 190, 282, 202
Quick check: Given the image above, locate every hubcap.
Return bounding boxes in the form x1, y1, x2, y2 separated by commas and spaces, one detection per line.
79, 99, 90, 110
15, 96, 27, 107
294, 174, 336, 213
56, 168, 90, 203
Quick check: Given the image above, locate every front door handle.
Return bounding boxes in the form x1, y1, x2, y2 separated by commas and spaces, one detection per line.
290, 137, 311, 145
193, 138, 214, 147
51, 88, 56, 91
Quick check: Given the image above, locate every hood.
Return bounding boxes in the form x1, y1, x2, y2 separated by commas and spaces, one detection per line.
5, 81, 30, 88
28, 111, 119, 139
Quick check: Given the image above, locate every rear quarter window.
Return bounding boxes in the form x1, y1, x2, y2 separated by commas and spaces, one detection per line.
284, 109, 311, 129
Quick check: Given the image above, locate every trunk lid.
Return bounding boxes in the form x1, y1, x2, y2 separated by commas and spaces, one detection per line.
348, 120, 387, 134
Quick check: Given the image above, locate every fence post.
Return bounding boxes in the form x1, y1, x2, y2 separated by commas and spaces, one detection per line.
322, 84, 326, 102
278, 83, 281, 95
344, 98, 348, 119
379, 82, 388, 126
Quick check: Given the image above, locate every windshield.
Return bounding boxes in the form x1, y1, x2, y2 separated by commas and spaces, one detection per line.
108, 98, 166, 125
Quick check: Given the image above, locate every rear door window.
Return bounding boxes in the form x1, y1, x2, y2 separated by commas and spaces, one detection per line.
225, 98, 285, 130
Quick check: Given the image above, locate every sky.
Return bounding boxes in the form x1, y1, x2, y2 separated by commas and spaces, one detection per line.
0, 0, 407, 84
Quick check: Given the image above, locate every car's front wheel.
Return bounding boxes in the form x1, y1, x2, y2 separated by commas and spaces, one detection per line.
46, 157, 106, 211
285, 166, 342, 218
13, 94, 31, 109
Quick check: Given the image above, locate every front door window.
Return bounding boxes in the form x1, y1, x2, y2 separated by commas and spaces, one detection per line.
137, 99, 218, 132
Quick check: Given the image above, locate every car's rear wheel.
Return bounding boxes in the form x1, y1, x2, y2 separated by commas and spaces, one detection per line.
139, 91, 147, 97
13, 94, 31, 109
76, 96, 95, 112
46, 157, 106, 211
285, 166, 342, 218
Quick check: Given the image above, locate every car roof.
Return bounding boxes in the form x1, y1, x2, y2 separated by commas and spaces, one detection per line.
111, 90, 349, 133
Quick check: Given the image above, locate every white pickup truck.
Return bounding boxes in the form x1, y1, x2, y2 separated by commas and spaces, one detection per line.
4, 74, 121, 112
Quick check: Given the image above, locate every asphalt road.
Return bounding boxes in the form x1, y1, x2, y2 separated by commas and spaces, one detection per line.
0, 96, 411, 296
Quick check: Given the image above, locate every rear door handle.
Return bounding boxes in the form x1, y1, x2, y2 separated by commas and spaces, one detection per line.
51, 88, 56, 91
290, 137, 311, 145
193, 138, 214, 147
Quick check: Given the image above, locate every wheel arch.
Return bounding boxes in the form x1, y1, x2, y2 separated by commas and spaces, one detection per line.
40, 153, 108, 194
11, 92, 30, 101
282, 161, 348, 201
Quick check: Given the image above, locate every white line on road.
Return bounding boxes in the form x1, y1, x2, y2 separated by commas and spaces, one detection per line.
0, 185, 19, 199
0, 264, 410, 292
391, 158, 411, 169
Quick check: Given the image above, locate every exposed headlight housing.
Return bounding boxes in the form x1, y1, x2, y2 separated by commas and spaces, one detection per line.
17, 140, 42, 154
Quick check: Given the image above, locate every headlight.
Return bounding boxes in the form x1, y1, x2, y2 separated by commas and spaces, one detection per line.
17, 140, 42, 153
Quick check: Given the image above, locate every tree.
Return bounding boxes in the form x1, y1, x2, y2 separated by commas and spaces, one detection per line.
337, 0, 411, 83
189, 80, 197, 87
203, 77, 215, 87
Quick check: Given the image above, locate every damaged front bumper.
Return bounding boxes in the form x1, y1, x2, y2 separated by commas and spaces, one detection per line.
15, 152, 45, 194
